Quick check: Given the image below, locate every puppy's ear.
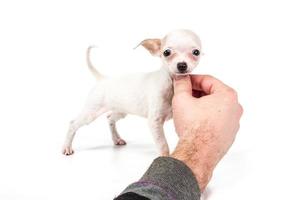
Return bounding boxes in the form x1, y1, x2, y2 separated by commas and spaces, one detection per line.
137, 39, 161, 56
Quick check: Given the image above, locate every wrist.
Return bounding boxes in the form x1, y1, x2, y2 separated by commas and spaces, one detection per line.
171, 139, 215, 191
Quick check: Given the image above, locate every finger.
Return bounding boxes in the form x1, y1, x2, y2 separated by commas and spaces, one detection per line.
173, 75, 192, 95
190, 75, 230, 94
192, 89, 207, 98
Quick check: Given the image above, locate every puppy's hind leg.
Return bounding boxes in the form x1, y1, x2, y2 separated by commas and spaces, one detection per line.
62, 107, 107, 155
107, 112, 127, 145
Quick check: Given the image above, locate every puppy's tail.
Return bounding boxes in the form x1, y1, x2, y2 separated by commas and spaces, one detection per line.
86, 45, 104, 80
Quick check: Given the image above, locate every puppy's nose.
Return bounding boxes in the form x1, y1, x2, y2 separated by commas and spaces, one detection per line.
177, 62, 188, 73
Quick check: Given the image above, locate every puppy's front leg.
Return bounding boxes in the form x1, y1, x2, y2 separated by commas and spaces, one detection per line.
148, 117, 169, 156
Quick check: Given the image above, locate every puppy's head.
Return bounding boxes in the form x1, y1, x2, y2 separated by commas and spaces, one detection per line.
139, 29, 202, 76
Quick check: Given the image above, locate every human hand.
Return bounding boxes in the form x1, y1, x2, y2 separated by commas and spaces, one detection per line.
171, 75, 243, 191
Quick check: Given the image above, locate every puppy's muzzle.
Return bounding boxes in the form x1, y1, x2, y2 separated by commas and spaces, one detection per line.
177, 62, 188, 73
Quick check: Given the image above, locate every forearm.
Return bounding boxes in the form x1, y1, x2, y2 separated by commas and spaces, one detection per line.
115, 157, 201, 200
171, 133, 217, 192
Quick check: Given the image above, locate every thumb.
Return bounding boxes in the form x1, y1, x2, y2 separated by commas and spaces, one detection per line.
173, 75, 193, 95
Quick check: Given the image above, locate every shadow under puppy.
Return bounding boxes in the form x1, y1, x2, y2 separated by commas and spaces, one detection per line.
63, 29, 202, 156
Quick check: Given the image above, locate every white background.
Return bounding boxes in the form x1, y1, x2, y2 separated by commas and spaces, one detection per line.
0, 0, 285, 199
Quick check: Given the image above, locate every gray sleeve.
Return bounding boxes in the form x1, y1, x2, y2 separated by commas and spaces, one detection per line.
117, 157, 201, 200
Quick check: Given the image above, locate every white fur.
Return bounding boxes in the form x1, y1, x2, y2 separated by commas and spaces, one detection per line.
62, 29, 202, 156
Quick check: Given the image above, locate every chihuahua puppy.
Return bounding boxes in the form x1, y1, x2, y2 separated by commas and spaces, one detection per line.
63, 29, 202, 156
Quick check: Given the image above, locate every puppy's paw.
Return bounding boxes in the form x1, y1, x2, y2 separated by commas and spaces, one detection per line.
114, 138, 127, 146
62, 146, 74, 156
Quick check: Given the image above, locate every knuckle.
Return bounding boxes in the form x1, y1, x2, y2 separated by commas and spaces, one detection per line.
224, 88, 238, 102
203, 74, 214, 82
238, 104, 244, 115
172, 92, 192, 105
205, 74, 214, 79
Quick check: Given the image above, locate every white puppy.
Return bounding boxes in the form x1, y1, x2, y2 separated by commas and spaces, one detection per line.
63, 29, 202, 156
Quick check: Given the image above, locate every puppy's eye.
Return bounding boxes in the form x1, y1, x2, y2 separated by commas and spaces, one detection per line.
163, 49, 171, 57
192, 49, 200, 56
